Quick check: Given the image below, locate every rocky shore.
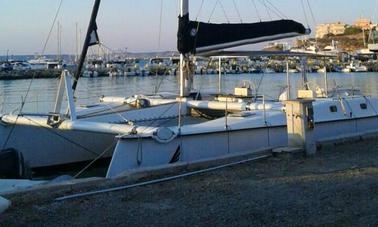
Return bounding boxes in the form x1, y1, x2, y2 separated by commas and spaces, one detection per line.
1, 137, 378, 226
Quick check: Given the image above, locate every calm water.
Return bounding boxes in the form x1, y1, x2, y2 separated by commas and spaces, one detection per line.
1, 72, 378, 114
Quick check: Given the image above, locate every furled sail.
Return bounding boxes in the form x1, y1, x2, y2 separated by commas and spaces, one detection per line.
178, 14, 310, 54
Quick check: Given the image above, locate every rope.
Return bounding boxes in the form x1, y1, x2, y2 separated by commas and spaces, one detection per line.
301, 0, 310, 28
102, 102, 131, 123
256, 0, 286, 20
259, 0, 272, 20
232, 0, 243, 23
306, 0, 317, 26
41, 0, 64, 56
195, 0, 205, 21
2, 73, 35, 149
254, 72, 265, 101
138, 102, 178, 134
55, 154, 271, 201
22, 116, 101, 156
208, 0, 219, 22
73, 141, 117, 178
218, 1, 230, 23
265, 0, 287, 19
250, 0, 262, 21
2, 0, 64, 149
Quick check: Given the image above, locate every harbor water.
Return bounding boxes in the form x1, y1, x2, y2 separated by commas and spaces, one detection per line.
1, 72, 378, 114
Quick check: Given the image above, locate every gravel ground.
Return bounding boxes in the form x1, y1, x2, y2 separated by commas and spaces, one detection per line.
1, 138, 378, 226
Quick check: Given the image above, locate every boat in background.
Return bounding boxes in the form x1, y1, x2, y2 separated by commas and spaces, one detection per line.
342, 61, 368, 73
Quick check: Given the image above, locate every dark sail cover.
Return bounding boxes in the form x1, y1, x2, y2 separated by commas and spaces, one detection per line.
178, 14, 309, 54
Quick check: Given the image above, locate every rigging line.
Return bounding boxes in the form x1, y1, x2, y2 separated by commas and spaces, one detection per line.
258, 0, 272, 21
73, 141, 117, 178
22, 116, 100, 156
265, 0, 287, 19
158, 0, 164, 51
257, 0, 281, 20
305, 0, 317, 26
2, 71, 36, 149
300, 0, 310, 28
140, 104, 177, 134
232, 0, 243, 23
250, 0, 262, 22
41, 0, 64, 56
154, 68, 171, 93
99, 42, 115, 54
218, 1, 230, 23
195, 0, 205, 21
134, 102, 178, 135
208, 0, 219, 22
102, 103, 131, 123
154, 61, 176, 93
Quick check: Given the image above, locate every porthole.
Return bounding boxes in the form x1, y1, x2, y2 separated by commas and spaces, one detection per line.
329, 105, 338, 112
360, 103, 367, 110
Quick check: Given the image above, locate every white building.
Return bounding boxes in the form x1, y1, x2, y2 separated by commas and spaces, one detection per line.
316, 22, 346, 39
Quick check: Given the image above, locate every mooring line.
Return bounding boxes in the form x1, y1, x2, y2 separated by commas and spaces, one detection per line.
55, 154, 271, 201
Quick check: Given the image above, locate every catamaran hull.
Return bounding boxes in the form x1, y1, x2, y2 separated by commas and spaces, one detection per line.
106, 126, 288, 178
314, 116, 378, 141
0, 123, 116, 168
107, 115, 378, 178
0, 101, 182, 169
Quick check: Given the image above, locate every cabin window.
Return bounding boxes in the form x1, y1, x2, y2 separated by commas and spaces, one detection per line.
360, 103, 367, 110
329, 105, 338, 112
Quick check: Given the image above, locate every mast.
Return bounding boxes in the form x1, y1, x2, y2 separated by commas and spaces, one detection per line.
75, 22, 79, 63
179, 0, 189, 97
72, 0, 101, 92
286, 59, 290, 100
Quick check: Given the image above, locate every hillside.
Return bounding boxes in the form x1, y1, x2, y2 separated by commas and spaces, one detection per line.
298, 27, 378, 52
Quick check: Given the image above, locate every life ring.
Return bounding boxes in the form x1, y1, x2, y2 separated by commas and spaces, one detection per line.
152, 127, 177, 143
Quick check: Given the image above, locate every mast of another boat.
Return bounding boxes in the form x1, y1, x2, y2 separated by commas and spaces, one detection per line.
300, 56, 309, 90
52, 0, 101, 121
72, 0, 101, 92
286, 59, 291, 100
179, 0, 189, 97
324, 65, 328, 97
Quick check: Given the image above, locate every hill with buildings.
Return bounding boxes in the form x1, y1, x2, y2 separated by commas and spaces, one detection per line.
308, 17, 378, 53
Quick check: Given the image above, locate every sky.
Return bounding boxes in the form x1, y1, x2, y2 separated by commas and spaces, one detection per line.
1, 0, 378, 55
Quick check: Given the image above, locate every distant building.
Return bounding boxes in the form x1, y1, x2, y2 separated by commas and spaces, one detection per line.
316, 22, 346, 39
354, 17, 371, 30
263, 42, 290, 51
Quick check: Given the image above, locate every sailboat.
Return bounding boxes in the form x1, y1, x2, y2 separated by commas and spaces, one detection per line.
103, 0, 300, 177
106, 0, 378, 178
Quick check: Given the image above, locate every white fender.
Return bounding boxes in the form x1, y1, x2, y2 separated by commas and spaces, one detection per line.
187, 100, 246, 111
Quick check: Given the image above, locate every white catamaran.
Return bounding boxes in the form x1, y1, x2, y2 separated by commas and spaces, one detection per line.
105, 1, 378, 177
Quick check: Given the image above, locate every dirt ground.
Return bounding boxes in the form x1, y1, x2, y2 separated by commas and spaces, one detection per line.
1, 138, 378, 226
